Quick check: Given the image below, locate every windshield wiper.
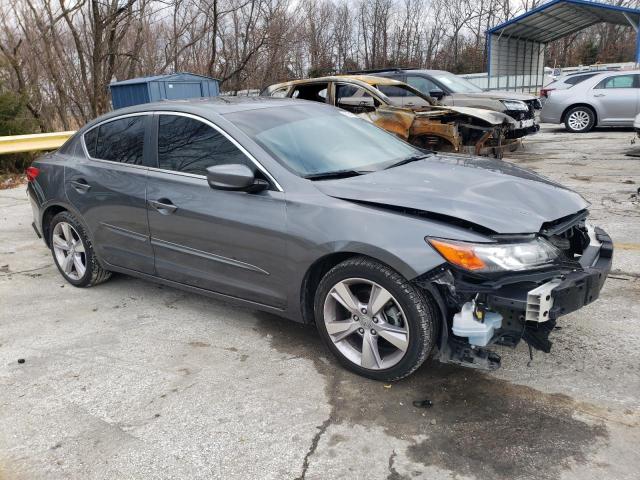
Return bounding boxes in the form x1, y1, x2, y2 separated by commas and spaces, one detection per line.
305, 169, 371, 180
384, 154, 429, 170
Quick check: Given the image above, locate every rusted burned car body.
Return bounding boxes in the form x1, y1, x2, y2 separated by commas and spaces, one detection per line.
262, 75, 518, 157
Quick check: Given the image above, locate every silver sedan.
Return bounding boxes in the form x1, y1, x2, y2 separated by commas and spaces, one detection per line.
540, 70, 640, 132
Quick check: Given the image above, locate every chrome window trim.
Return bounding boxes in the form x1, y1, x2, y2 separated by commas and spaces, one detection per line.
154, 111, 283, 191
80, 110, 284, 192
81, 110, 284, 192
81, 112, 150, 168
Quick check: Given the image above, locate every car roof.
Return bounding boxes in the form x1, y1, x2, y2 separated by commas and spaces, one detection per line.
561, 71, 600, 77
78, 96, 318, 132
268, 74, 405, 90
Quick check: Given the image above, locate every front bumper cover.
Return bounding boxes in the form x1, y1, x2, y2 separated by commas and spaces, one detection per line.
419, 226, 613, 368
488, 227, 612, 323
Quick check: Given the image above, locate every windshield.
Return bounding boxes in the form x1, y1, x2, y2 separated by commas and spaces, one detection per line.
226, 104, 423, 178
431, 72, 484, 93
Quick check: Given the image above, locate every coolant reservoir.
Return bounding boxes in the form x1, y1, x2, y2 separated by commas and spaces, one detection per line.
452, 301, 502, 347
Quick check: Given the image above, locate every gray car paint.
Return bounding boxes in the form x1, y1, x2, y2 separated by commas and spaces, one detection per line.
29, 97, 587, 323
315, 154, 588, 235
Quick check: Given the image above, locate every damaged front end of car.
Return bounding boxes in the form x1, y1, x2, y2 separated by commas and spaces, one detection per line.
415, 212, 613, 371
366, 104, 517, 159
412, 106, 518, 158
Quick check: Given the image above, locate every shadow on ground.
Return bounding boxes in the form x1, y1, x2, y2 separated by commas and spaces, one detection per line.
254, 311, 608, 480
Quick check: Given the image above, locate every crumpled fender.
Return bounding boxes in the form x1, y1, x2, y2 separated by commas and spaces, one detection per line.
418, 106, 517, 127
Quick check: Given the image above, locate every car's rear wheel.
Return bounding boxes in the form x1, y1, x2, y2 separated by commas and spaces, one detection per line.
314, 257, 437, 381
564, 106, 595, 133
50, 211, 111, 287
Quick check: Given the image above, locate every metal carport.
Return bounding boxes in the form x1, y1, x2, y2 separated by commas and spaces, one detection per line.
486, 0, 640, 92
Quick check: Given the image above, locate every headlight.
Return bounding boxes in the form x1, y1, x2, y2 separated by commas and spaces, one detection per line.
501, 100, 529, 112
427, 237, 560, 272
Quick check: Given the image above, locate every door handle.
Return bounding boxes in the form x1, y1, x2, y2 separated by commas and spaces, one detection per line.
149, 199, 178, 215
593, 93, 606, 97
70, 179, 91, 193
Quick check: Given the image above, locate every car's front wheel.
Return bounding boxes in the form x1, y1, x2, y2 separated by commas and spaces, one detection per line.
314, 257, 437, 381
564, 106, 595, 133
49, 211, 111, 287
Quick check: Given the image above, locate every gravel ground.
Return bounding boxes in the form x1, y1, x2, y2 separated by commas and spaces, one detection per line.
1, 124, 639, 480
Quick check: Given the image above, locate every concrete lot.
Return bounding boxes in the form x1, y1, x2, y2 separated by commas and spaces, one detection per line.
1, 125, 639, 480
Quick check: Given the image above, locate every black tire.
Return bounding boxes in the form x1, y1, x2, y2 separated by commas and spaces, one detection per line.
49, 211, 111, 287
564, 106, 595, 133
314, 256, 437, 381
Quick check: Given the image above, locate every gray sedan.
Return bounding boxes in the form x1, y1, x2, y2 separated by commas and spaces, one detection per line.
540, 70, 640, 132
26, 97, 612, 381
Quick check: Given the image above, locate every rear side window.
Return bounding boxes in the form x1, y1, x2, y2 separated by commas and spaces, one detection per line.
290, 83, 328, 103
565, 74, 597, 85
595, 75, 636, 89
157, 115, 249, 175
270, 87, 289, 98
84, 116, 146, 165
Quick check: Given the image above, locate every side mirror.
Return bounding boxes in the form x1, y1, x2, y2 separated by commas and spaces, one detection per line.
429, 88, 445, 100
206, 164, 268, 193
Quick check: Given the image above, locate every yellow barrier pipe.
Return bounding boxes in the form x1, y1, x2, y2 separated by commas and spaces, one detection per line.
0, 131, 76, 155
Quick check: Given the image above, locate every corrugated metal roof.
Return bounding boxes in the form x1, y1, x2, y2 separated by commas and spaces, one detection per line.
110, 72, 220, 87
488, 0, 640, 43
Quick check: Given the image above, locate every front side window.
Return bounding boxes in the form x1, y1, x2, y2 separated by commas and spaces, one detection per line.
429, 72, 483, 93
157, 115, 248, 175
596, 75, 636, 89
372, 83, 433, 107
376, 85, 407, 98
335, 83, 376, 113
406, 75, 440, 94
84, 116, 146, 165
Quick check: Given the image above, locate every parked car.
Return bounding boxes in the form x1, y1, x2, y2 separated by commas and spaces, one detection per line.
540, 70, 640, 132
27, 98, 612, 381
263, 75, 519, 156
350, 68, 541, 138
635, 112, 640, 134
539, 71, 602, 100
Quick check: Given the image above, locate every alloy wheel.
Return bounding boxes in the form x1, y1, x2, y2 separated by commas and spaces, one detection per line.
567, 110, 590, 131
52, 222, 86, 281
323, 278, 409, 370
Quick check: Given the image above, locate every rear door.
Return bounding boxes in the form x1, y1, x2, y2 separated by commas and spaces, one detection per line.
146, 113, 288, 308
65, 114, 155, 274
591, 74, 639, 125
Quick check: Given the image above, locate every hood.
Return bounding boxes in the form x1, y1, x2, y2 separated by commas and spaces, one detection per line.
416, 105, 517, 126
314, 155, 589, 235
455, 91, 537, 102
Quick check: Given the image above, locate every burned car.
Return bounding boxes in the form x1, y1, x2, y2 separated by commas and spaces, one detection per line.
351, 68, 541, 138
262, 75, 519, 157
28, 98, 611, 381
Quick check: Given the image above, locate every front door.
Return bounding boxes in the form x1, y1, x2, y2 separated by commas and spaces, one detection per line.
146, 113, 288, 308
591, 74, 640, 125
65, 114, 155, 274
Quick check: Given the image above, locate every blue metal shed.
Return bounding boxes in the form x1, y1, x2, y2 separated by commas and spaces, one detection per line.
109, 72, 220, 109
